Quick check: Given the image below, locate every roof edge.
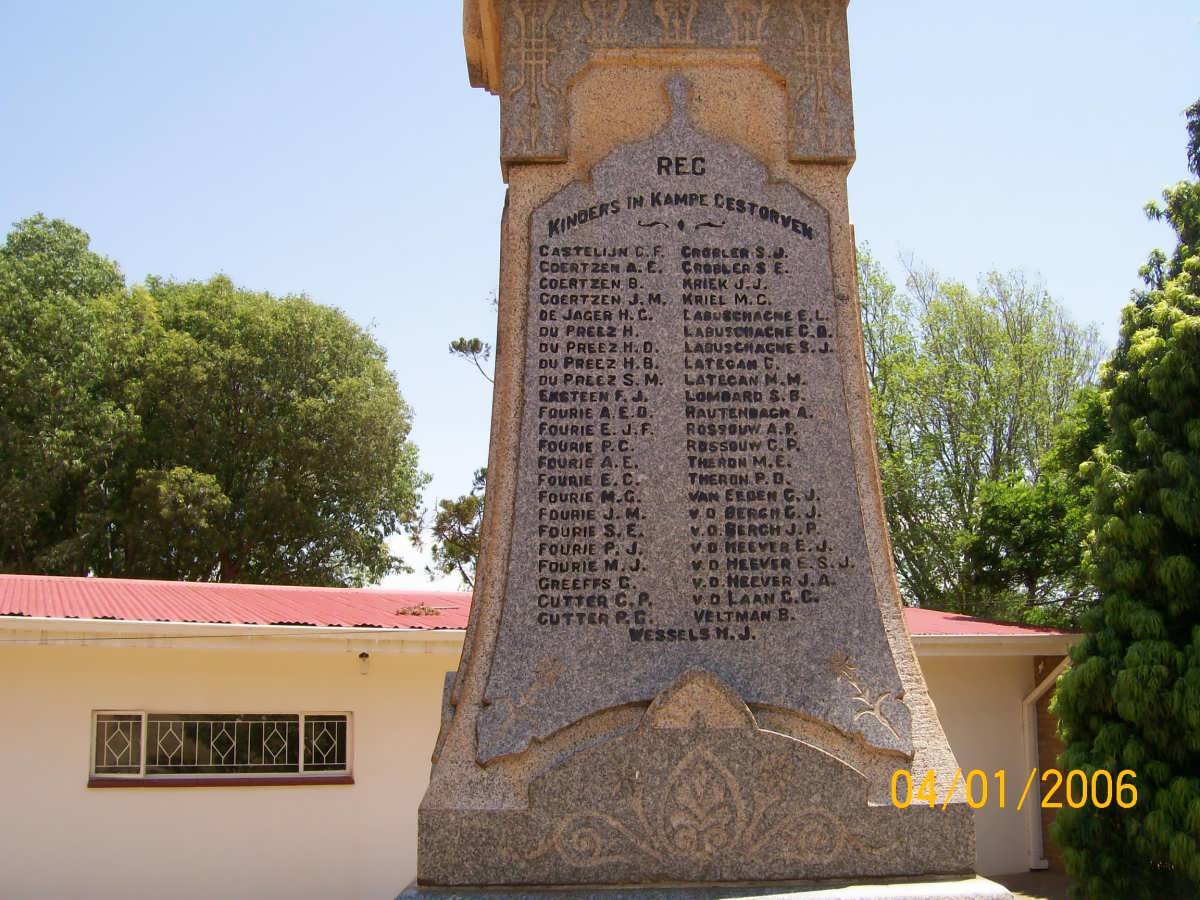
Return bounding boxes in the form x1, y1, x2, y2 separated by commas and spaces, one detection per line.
0, 615, 467, 652
912, 633, 1078, 656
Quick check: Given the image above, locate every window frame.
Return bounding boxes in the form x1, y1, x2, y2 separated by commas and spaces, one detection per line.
88, 710, 354, 788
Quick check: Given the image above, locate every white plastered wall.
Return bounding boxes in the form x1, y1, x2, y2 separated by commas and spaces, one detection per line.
0, 631, 1042, 894
919, 653, 1036, 876
0, 638, 459, 900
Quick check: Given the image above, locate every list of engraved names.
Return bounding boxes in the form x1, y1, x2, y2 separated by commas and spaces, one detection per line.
477, 117, 908, 763
530, 171, 848, 645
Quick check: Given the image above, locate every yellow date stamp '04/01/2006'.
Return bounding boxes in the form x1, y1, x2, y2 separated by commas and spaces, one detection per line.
890, 768, 1139, 811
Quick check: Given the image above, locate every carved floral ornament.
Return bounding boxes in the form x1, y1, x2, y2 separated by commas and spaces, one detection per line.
829, 650, 904, 743
581, 0, 627, 41
520, 671, 897, 873
535, 746, 890, 869
725, 0, 770, 45
463, 0, 855, 163
654, 0, 698, 43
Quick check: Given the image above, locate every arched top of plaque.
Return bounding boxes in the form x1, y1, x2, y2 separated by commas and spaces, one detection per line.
477, 76, 912, 765
463, 0, 855, 166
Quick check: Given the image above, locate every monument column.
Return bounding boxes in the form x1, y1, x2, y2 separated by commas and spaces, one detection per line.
415, 3, 1004, 893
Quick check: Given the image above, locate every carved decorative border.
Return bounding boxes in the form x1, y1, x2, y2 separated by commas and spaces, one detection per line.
465, 0, 854, 163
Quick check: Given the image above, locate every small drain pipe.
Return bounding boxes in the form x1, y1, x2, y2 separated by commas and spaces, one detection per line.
1022, 655, 1071, 870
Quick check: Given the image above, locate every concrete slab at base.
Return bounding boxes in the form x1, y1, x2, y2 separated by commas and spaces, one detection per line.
399, 876, 1013, 900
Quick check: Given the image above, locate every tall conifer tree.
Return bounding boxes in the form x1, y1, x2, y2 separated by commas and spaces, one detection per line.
1054, 101, 1200, 898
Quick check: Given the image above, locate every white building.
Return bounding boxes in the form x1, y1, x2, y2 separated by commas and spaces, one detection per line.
0, 574, 1076, 899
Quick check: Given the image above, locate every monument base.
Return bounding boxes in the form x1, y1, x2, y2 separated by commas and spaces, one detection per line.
399, 875, 1013, 900
420, 673, 973, 887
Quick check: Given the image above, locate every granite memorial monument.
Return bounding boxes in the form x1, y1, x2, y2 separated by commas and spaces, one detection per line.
415, 3, 1004, 895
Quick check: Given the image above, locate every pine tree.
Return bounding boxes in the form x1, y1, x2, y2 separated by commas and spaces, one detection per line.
1053, 101, 1200, 898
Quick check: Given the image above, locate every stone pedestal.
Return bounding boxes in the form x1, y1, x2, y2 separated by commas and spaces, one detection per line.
418, 1, 978, 890
401, 876, 1013, 900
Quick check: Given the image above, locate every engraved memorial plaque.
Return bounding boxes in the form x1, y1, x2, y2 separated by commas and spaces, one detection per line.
478, 80, 911, 763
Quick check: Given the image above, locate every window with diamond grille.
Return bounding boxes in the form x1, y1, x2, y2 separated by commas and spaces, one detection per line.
92, 712, 349, 778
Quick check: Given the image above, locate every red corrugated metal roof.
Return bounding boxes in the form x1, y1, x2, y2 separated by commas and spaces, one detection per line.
904, 606, 1075, 637
0, 574, 1074, 638
0, 574, 470, 630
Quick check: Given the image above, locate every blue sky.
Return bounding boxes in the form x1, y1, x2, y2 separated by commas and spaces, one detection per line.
1, 2, 1196, 587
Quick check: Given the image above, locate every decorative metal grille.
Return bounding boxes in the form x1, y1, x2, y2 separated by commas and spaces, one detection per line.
303, 715, 349, 772
92, 712, 349, 778
94, 714, 142, 774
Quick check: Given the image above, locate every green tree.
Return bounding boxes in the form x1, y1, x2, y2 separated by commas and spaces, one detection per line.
424, 325, 495, 589
0, 215, 149, 572
424, 467, 486, 588
960, 386, 1107, 626
106, 275, 426, 585
1053, 101, 1200, 899
0, 215, 427, 586
449, 337, 494, 384
858, 245, 1103, 620
961, 471, 1089, 624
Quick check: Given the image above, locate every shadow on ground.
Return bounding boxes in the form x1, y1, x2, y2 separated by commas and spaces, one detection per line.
993, 872, 1072, 900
